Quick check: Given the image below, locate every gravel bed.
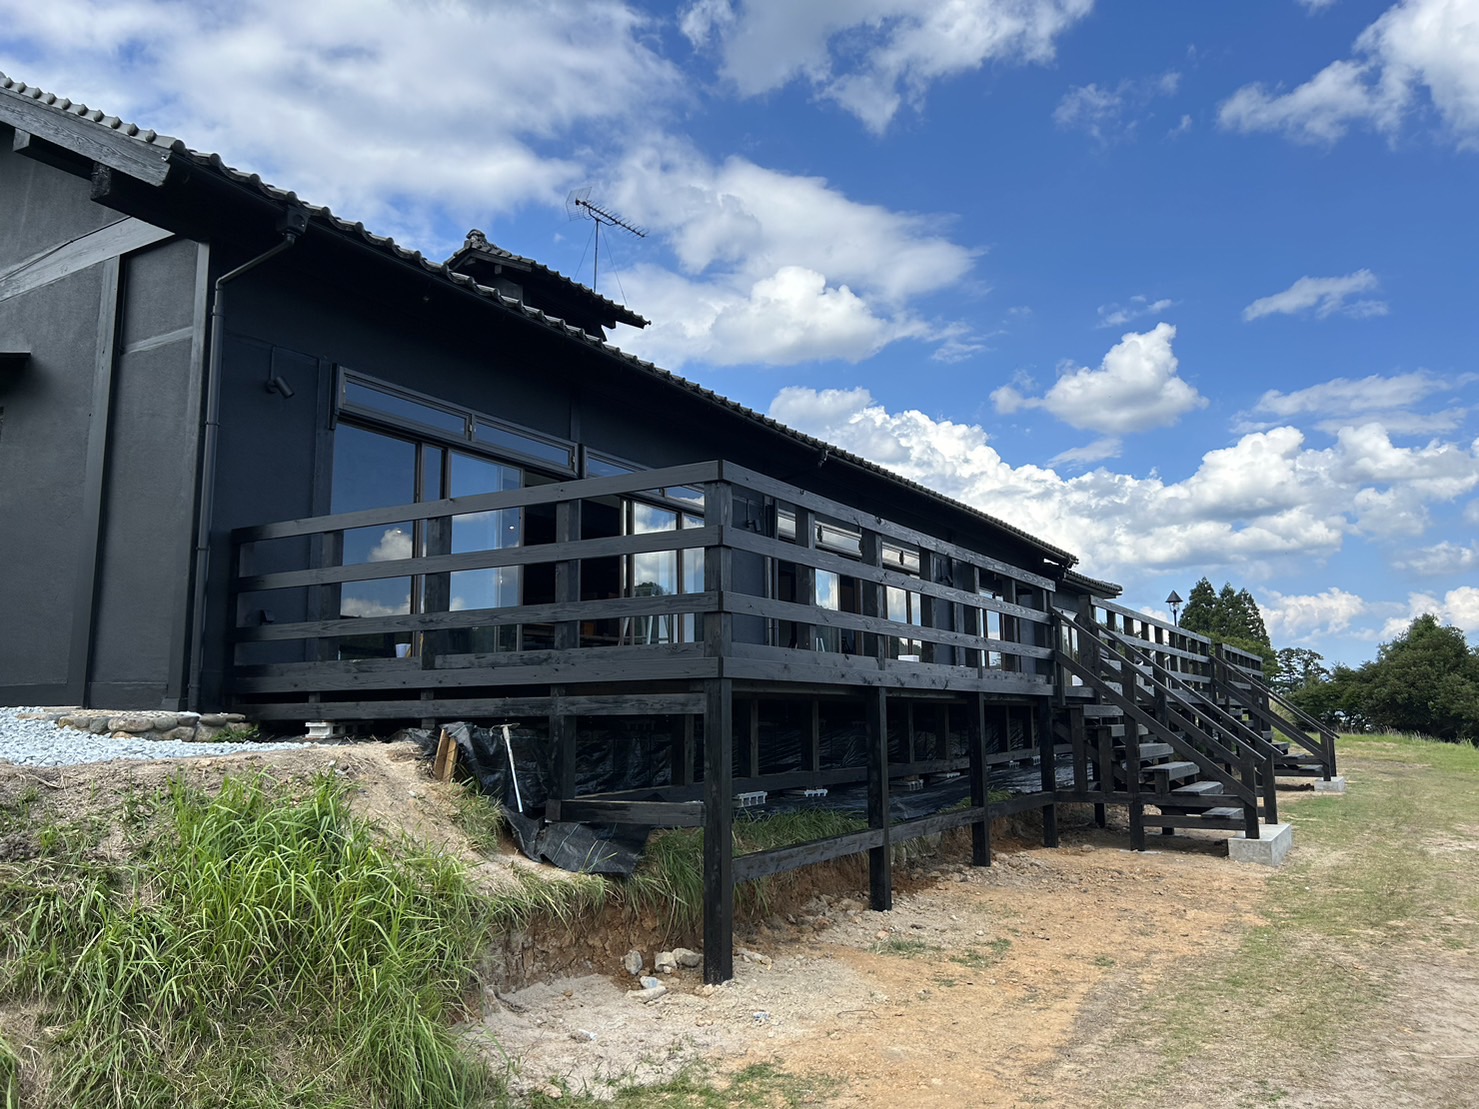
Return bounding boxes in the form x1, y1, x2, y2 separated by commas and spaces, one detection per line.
0, 705, 313, 768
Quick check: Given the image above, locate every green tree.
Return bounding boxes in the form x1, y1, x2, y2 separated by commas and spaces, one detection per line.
1274, 647, 1329, 695
1177, 578, 1277, 680
1357, 614, 1479, 742
1179, 578, 1218, 636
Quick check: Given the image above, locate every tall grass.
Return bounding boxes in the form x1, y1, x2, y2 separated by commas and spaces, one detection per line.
1, 772, 496, 1109
624, 809, 869, 937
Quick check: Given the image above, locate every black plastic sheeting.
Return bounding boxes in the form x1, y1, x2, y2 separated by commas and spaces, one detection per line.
406, 720, 1066, 878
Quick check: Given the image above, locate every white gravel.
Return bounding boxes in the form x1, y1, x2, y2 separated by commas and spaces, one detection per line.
0, 705, 312, 768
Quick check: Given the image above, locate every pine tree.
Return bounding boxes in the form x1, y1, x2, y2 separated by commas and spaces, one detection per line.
1179, 578, 1218, 634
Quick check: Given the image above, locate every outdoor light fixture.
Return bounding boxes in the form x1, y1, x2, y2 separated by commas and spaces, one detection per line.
1166, 590, 1184, 626
265, 373, 295, 398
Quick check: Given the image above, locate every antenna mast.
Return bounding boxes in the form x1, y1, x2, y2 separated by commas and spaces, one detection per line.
566, 189, 646, 294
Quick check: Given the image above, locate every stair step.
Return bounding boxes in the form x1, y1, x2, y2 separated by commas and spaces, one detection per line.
1202, 806, 1245, 820
1129, 742, 1174, 761
1146, 760, 1199, 783
1172, 780, 1222, 795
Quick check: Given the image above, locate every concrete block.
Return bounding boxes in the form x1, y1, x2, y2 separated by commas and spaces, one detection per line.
1229, 822, 1293, 867
1312, 776, 1348, 794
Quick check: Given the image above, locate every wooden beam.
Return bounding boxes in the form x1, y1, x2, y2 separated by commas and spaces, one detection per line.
703, 677, 735, 985
2, 98, 175, 185
555, 799, 704, 828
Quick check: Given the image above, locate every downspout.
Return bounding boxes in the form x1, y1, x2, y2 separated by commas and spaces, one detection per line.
186, 209, 307, 709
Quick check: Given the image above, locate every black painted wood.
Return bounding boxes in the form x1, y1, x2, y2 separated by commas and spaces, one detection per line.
865, 686, 891, 911
703, 677, 734, 985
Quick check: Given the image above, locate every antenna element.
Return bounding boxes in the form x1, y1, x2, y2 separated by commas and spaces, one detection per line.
566, 188, 646, 294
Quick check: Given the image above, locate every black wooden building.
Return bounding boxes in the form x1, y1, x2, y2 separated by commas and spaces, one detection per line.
1, 74, 1336, 983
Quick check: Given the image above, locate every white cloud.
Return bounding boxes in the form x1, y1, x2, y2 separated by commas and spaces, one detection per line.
0, 0, 683, 246
1054, 71, 1181, 145
1242, 370, 1474, 437
1050, 437, 1122, 467
1393, 539, 1479, 574
1219, 0, 1479, 148
1299, 0, 1340, 10
1242, 270, 1387, 321
768, 386, 1479, 583
607, 143, 977, 367
681, 0, 1094, 133
368, 527, 412, 562
1379, 586, 1479, 639
1096, 295, 1174, 328
1263, 588, 1371, 641
1, 2, 985, 369
991, 323, 1207, 434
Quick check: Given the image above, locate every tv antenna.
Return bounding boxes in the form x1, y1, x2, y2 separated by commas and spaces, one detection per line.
566, 188, 646, 295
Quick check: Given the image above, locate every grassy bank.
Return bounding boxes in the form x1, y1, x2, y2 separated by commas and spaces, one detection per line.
0, 769, 854, 1108
1116, 733, 1479, 1103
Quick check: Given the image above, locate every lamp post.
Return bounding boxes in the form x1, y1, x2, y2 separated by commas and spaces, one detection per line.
1165, 590, 1183, 627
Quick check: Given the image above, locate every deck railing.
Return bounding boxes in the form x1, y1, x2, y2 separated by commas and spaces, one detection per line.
226, 460, 1064, 718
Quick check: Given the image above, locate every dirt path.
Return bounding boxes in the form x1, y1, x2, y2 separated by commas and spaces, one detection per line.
479, 823, 1274, 1106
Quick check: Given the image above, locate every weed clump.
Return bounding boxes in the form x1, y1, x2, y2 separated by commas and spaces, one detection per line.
0, 772, 494, 1109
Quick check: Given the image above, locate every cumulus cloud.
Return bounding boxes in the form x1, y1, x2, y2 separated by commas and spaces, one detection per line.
768, 386, 1479, 581
1219, 0, 1479, 148
1379, 586, 1479, 639
1096, 295, 1175, 328
1054, 71, 1181, 145
1263, 588, 1372, 641
1242, 270, 1387, 321
681, 0, 1093, 132
0, 0, 683, 246
368, 527, 412, 562
606, 143, 976, 367
991, 323, 1207, 435
0, 1, 986, 368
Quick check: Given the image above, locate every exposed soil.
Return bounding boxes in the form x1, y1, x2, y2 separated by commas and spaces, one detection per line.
5, 740, 1476, 1107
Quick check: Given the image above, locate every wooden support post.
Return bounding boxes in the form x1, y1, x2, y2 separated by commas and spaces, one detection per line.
673, 713, 696, 787
702, 677, 734, 985
865, 687, 892, 911
745, 698, 761, 779
553, 499, 581, 651
1069, 704, 1088, 801
550, 684, 576, 804
969, 692, 992, 867
903, 700, 916, 764
1037, 700, 1059, 848
860, 530, 885, 660
803, 700, 821, 773
935, 703, 951, 762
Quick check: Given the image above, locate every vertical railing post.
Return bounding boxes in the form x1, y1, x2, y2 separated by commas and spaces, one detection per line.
702, 676, 734, 985
793, 505, 816, 651
860, 529, 885, 661
866, 686, 892, 910
969, 691, 992, 867
1037, 699, 1059, 848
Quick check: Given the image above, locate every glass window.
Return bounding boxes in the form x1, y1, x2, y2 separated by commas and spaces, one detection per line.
332, 424, 416, 513
475, 419, 573, 469
585, 454, 633, 479
343, 379, 467, 436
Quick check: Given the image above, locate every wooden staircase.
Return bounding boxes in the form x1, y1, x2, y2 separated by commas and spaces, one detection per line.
1053, 609, 1307, 852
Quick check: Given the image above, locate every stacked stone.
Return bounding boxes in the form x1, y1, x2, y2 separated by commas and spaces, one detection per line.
45, 709, 253, 742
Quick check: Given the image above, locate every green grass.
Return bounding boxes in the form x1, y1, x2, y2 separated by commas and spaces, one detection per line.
1112, 733, 1479, 1102
624, 808, 868, 937
1, 772, 500, 1108
520, 1061, 835, 1107
949, 937, 1011, 969
871, 936, 935, 957
0, 773, 845, 1108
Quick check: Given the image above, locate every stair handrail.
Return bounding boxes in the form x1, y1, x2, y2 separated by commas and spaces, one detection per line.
1055, 612, 1258, 811
1212, 652, 1338, 778
1099, 624, 1280, 824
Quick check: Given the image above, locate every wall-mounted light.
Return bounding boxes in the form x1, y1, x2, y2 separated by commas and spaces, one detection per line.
265, 374, 295, 398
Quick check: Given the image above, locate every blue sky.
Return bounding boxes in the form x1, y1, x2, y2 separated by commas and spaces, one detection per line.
4, 0, 1476, 666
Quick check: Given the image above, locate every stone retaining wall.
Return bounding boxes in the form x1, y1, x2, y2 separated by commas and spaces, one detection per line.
42, 708, 255, 743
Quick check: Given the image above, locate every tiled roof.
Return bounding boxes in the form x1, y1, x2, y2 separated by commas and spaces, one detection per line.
0, 71, 1079, 570
449, 229, 648, 328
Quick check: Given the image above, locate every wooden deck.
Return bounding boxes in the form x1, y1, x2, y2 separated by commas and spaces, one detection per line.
225, 458, 1338, 983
